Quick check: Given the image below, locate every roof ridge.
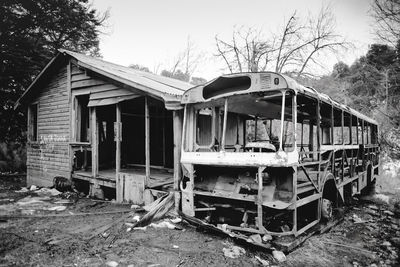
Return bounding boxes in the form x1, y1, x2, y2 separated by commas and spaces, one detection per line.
58, 49, 193, 89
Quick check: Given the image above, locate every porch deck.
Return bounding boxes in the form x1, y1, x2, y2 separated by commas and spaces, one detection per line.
72, 166, 174, 189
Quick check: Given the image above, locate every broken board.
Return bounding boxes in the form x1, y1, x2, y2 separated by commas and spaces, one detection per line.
116, 172, 145, 204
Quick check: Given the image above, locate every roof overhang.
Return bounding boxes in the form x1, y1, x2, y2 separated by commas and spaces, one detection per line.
15, 49, 191, 111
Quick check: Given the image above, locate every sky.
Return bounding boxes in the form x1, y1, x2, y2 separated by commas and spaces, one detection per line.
91, 0, 376, 80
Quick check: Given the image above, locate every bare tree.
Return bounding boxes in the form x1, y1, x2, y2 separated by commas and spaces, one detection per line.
215, 27, 276, 73
215, 6, 350, 77
371, 0, 400, 45
162, 36, 203, 81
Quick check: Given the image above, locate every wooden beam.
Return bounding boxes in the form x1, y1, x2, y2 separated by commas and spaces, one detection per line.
116, 103, 121, 175
67, 61, 73, 177
67, 61, 72, 103
91, 107, 98, 178
173, 110, 182, 190
173, 110, 183, 211
145, 96, 150, 185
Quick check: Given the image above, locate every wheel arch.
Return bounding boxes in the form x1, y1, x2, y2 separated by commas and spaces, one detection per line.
321, 173, 343, 206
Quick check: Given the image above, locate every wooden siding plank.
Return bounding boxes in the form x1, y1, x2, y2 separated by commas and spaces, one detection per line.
72, 78, 106, 89
71, 84, 120, 95
90, 88, 134, 100
71, 73, 91, 82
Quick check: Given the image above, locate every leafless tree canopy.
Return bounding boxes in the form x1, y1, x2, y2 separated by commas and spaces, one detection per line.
371, 0, 400, 45
215, 6, 350, 77
162, 37, 203, 81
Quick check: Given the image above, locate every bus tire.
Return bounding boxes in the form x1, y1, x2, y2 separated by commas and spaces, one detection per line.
321, 198, 333, 221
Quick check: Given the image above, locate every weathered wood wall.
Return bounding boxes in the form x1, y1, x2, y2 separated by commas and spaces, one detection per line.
27, 65, 70, 186
70, 64, 131, 97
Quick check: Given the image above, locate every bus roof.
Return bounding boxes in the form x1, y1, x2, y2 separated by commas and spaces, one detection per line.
182, 72, 378, 125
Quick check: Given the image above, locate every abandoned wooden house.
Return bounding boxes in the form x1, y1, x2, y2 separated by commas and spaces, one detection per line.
15, 49, 192, 203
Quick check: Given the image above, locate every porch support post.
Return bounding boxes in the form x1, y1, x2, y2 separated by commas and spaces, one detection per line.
145, 96, 150, 186
173, 110, 183, 211
90, 106, 103, 198
91, 106, 98, 178
116, 103, 121, 175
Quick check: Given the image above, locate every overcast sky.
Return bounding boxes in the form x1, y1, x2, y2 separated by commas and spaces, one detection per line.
91, 0, 376, 80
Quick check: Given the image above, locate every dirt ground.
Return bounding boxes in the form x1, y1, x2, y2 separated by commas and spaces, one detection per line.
1, 160, 400, 267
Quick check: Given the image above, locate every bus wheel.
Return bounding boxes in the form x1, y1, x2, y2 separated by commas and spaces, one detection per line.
321, 198, 333, 221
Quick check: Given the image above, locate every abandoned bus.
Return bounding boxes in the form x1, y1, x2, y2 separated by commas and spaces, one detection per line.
179, 72, 379, 238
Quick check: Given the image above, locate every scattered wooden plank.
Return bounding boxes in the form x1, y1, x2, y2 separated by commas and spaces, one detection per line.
0, 209, 132, 219
87, 211, 134, 240
179, 211, 273, 252
323, 241, 372, 254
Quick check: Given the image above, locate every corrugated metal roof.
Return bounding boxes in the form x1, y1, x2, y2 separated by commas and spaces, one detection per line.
59, 49, 192, 96
15, 49, 194, 109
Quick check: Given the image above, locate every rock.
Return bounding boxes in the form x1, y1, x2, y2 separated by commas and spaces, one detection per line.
262, 234, 273, 242
374, 194, 390, 204
172, 245, 179, 249
132, 215, 140, 222
102, 232, 110, 238
106, 261, 118, 267
222, 245, 246, 259
130, 204, 140, 209
218, 224, 228, 231
352, 214, 363, 223
170, 217, 182, 224
272, 250, 286, 262
149, 221, 177, 229
382, 241, 391, 247
29, 185, 38, 191
369, 263, 377, 267
249, 234, 262, 244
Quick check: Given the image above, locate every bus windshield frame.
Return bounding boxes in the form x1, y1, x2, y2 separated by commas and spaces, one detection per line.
183, 89, 297, 153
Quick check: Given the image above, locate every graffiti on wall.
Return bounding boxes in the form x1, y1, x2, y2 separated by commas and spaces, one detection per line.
37, 134, 68, 173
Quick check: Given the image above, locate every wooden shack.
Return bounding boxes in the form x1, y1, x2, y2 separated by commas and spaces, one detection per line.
15, 49, 191, 203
